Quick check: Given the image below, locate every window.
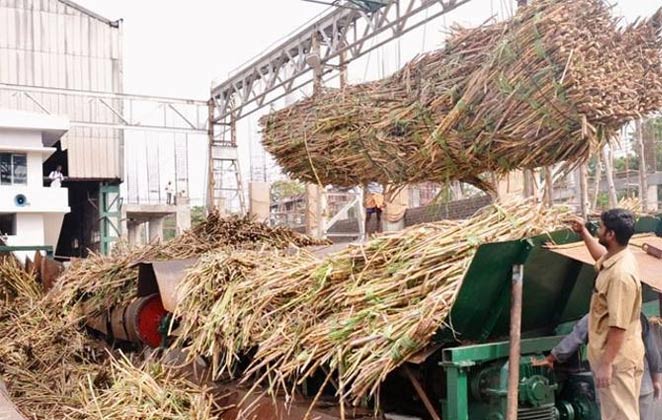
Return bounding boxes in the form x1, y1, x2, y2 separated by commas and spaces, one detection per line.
0, 213, 16, 235
0, 153, 27, 186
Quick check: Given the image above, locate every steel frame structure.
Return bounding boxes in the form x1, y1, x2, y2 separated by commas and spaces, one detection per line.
207, 0, 472, 223
0, 83, 208, 135
302, 0, 391, 13
210, 0, 470, 122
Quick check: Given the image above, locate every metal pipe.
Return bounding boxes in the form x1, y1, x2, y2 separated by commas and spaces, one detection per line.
403, 366, 441, 420
206, 99, 216, 213
506, 264, 524, 420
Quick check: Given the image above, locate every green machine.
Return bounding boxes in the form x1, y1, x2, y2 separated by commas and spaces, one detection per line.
432, 216, 662, 420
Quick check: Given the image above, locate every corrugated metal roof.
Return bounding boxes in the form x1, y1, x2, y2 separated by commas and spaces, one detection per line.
57, 0, 118, 26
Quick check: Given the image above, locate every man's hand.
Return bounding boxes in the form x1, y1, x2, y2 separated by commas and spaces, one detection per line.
531, 354, 556, 369
594, 362, 613, 388
653, 373, 662, 399
567, 216, 587, 234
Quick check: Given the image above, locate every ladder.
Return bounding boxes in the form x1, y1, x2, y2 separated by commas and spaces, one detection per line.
207, 102, 246, 213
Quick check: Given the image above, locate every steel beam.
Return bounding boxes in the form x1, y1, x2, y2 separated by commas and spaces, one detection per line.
441, 336, 564, 366
0, 83, 207, 134
210, 0, 472, 121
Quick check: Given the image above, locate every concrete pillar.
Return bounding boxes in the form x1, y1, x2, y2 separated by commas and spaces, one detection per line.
647, 185, 659, 212
120, 207, 129, 242
127, 221, 140, 247
497, 171, 526, 200
249, 181, 271, 223
305, 184, 322, 237
148, 217, 164, 243
176, 206, 191, 234
383, 187, 409, 232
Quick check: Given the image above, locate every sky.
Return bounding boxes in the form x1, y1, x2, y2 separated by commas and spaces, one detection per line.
71, 0, 661, 207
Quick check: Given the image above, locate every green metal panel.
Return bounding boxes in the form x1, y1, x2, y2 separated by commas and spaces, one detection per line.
99, 183, 122, 255
441, 337, 564, 420
440, 240, 530, 342
438, 216, 662, 343
441, 336, 564, 366
635, 215, 662, 235
444, 366, 470, 420
0, 245, 53, 256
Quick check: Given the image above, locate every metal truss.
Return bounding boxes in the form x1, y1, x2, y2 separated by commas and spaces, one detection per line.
210, 0, 472, 122
0, 83, 208, 135
302, 0, 390, 13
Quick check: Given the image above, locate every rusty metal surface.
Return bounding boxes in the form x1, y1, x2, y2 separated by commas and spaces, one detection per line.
215, 385, 371, 420
642, 242, 662, 259
159, 348, 370, 420
85, 312, 109, 336
40, 256, 64, 291
548, 235, 662, 291
138, 258, 197, 312
406, 344, 442, 365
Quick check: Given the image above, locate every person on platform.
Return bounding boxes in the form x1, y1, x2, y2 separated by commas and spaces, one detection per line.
364, 182, 384, 237
567, 209, 645, 420
48, 165, 64, 188
165, 181, 173, 205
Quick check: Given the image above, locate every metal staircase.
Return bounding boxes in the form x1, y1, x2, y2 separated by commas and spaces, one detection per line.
207, 101, 246, 213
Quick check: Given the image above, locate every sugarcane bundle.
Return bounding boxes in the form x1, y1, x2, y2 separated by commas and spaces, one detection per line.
46, 242, 163, 319
159, 211, 330, 257
0, 256, 42, 303
169, 199, 571, 406
171, 248, 319, 378
0, 297, 109, 419
47, 211, 328, 320
261, 0, 662, 190
67, 353, 220, 420
0, 262, 215, 419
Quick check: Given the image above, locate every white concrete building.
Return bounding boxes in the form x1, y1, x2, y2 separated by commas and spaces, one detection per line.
0, 110, 70, 261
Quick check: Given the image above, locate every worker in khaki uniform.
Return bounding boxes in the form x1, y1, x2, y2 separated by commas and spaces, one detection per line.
364, 182, 385, 236
571, 209, 644, 420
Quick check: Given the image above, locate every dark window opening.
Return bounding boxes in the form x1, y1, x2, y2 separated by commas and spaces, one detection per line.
0, 213, 17, 235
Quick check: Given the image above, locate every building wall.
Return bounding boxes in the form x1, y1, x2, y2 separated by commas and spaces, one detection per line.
324, 194, 493, 242
404, 194, 493, 226
0, 128, 40, 148
0, 128, 42, 185
6, 212, 44, 262
0, 0, 123, 180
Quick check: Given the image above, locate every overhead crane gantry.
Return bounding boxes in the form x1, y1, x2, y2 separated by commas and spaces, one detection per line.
206, 0, 472, 216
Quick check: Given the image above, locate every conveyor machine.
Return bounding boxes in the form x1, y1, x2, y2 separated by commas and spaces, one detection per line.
434, 216, 662, 420
83, 217, 662, 420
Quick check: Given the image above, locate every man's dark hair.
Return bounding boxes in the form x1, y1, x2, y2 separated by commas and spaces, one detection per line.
601, 208, 635, 246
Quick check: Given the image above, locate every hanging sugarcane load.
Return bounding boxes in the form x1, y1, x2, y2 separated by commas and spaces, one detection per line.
260, 0, 662, 192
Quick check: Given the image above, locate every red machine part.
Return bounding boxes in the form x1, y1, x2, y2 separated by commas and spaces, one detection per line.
127, 294, 168, 348
94, 293, 168, 348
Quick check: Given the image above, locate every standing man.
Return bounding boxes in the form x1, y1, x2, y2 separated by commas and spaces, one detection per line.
165, 181, 173, 205
570, 209, 644, 420
364, 182, 384, 237
533, 312, 662, 418
48, 165, 64, 188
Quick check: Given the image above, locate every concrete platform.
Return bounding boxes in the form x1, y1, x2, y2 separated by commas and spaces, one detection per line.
125, 203, 178, 222
123, 203, 191, 245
